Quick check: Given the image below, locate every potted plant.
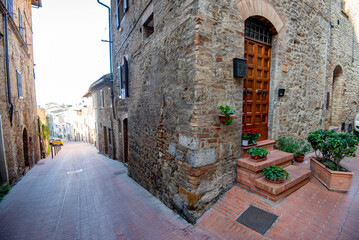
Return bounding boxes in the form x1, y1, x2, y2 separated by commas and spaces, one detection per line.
247, 147, 269, 161
293, 140, 310, 163
263, 165, 290, 183
307, 129, 358, 191
278, 137, 310, 163
242, 129, 261, 145
219, 105, 236, 125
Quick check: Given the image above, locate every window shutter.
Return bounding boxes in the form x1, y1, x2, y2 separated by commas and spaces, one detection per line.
115, 0, 120, 29
124, 0, 129, 13
124, 57, 129, 97
18, 9, 23, 38
17, 70, 22, 98
7, 0, 13, 16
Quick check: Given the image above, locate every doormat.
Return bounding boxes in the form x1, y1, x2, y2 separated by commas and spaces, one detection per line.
235, 205, 278, 235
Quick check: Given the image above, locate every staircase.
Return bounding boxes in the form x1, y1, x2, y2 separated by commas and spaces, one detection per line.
237, 140, 311, 202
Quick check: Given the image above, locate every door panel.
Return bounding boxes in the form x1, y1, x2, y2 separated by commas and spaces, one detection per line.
243, 39, 271, 140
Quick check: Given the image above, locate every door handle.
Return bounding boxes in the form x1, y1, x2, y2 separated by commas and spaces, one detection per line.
261, 90, 266, 96
244, 89, 249, 96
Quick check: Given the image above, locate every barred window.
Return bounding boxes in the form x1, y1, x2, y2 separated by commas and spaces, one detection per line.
245, 18, 272, 45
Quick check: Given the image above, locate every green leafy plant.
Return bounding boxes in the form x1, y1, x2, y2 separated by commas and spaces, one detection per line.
219, 105, 236, 125
263, 165, 289, 181
0, 184, 11, 201
247, 147, 269, 158
307, 129, 359, 171
278, 137, 310, 157
293, 140, 310, 157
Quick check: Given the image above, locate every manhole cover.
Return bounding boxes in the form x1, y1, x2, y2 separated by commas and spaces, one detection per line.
236, 205, 278, 235
114, 170, 127, 175
37, 162, 45, 165
67, 169, 83, 175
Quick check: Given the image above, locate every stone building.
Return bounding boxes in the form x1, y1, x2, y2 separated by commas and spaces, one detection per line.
104, 0, 359, 222
0, 0, 42, 184
85, 74, 118, 159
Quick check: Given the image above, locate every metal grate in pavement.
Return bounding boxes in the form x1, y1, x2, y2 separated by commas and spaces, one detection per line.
114, 170, 127, 175
37, 162, 45, 165
236, 205, 278, 235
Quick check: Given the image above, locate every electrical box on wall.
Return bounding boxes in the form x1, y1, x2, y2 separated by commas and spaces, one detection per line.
233, 58, 247, 77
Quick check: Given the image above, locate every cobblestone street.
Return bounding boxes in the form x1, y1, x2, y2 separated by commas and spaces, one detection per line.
0, 142, 211, 240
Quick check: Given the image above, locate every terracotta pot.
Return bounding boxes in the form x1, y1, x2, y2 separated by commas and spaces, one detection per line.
295, 156, 305, 163
265, 177, 284, 184
219, 114, 236, 125
310, 157, 354, 192
250, 155, 267, 162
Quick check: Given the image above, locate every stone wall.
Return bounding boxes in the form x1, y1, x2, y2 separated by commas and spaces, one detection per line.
0, 0, 40, 183
109, 0, 359, 222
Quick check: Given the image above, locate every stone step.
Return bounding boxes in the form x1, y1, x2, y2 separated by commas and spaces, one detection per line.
241, 139, 276, 158
253, 165, 311, 202
238, 150, 293, 173
237, 150, 293, 190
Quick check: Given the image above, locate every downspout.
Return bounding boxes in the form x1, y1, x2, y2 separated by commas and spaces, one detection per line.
97, 0, 117, 159
4, 11, 13, 126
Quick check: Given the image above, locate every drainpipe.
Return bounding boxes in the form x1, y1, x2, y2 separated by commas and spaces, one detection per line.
97, 0, 117, 160
4, 11, 13, 126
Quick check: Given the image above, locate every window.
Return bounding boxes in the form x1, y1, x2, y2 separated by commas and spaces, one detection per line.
118, 57, 129, 99
16, 70, 22, 98
143, 13, 154, 38
115, 0, 129, 29
18, 8, 23, 38
100, 89, 104, 108
245, 18, 272, 45
108, 88, 112, 107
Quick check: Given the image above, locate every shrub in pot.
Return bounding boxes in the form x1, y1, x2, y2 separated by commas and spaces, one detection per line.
219, 105, 236, 125
263, 165, 289, 183
247, 147, 269, 161
307, 129, 358, 191
293, 140, 310, 162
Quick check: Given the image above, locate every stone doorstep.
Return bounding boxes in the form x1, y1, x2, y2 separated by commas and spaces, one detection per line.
254, 165, 312, 196
241, 139, 275, 158
238, 150, 294, 172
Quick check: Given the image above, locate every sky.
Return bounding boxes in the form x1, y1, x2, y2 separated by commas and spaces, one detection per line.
32, 0, 111, 106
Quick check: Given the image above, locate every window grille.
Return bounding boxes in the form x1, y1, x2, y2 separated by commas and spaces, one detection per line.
245, 18, 272, 45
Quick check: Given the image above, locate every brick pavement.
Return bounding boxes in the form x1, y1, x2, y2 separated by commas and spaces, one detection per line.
196, 152, 359, 240
0, 142, 212, 240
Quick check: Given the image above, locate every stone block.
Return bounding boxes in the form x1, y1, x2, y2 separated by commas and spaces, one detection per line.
186, 149, 216, 167
179, 134, 199, 150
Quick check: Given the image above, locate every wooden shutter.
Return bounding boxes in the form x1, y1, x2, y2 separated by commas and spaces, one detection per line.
115, 0, 120, 29
8, 0, 13, 15
18, 8, 23, 38
124, 0, 128, 13
124, 57, 129, 97
16, 70, 22, 98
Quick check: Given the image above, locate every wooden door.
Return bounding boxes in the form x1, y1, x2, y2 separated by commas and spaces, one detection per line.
123, 119, 128, 163
243, 39, 271, 140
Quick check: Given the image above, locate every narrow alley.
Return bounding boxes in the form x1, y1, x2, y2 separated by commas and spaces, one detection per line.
0, 142, 212, 240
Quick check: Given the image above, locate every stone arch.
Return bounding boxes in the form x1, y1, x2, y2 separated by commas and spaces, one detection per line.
330, 65, 344, 127
236, 0, 286, 40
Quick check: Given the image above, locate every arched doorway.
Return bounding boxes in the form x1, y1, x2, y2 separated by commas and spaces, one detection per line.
23, 128, 30, 167
330, 65, 344, 127
243, 17, 277, 140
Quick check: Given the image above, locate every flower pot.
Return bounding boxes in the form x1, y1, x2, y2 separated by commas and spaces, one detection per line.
242, 140, 249, 146
295, 156, 305, 163
250, 155, 267, 162
310, 157, 354, 192
265, 177, 284, 184
219, 114, 236, 125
